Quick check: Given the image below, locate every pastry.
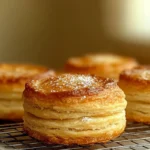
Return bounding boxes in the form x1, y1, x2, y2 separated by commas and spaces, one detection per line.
0, 63, 51, 120
65, 53, 138, 79
23, 73, 126, 145
119, 66, 150, 124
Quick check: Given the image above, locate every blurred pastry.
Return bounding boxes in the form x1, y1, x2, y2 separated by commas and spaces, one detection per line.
65, 53, 138, 79
0, 63, 51, 120
119, 66, 150, 124
23, 73, 126, 145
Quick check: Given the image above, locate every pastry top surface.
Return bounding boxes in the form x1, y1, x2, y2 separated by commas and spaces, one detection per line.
120, 66, 150, 84
24, 73, 125, 104
0, 63, 49, 84
65, 53, 137, 68
33, 74, 101, 92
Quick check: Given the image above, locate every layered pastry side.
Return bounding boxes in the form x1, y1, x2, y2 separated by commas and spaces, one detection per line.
119, 66, 150, 124
23, 73, 127, 145
65, 53, 138, 79
0, 63, 52, 120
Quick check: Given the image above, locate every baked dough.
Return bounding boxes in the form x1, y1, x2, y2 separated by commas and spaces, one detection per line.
23, 73, 126, 145
0, 63, 51, 120
119, 66, 150, 124
65, 53, 138, 79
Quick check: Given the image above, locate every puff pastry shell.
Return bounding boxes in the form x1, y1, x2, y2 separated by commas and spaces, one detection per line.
65, 53, 138, 79
0, 64, 50, 120
23, 73, 126, 144
119, 66, 150, 124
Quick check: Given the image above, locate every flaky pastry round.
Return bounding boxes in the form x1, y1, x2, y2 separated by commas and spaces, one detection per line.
65, 53, 138, 79
119, 66, 150, 124
23, 73, 127, 145
0, 63, 52, 120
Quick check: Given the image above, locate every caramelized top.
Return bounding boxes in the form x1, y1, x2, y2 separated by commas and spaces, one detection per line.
25, 74, 117, 98
0, 64, 48, 84
66, 53, 135, 67
32, 74, 100, 93
121, 66, 150, 80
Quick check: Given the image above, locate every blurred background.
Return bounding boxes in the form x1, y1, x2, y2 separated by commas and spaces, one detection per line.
0, 0, 149, 68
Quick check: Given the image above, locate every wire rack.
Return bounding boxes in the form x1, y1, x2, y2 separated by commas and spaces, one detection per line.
0, 122, 150, 150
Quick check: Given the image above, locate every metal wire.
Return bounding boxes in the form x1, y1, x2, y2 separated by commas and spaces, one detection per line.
0, 122, 150, 150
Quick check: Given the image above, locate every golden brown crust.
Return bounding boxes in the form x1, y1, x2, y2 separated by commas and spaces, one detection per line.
24, 125, 125, 145
127, 115, 150, 124
0, 111, 23, 121
65, 53, 138, 79
119, 65, 150, 86
0, 63, 49, 85
0, 64, 54, 121
0, 97, 24, 120
23, 73, 126, 145
23, 74, 124, 104
119, 65, 150, 124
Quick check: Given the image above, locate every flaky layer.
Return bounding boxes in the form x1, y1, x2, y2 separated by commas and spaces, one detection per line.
24, 111, 126, 144
119, 66, 150, 123
0, 98, 23, 120
119, 66, 150, 101
23, 73, 126, 144
24, 111, 125, 131
0, 91, 22, 99
24, 126, 125, 145
126, 101, 150, 124
24, 98, 126, 119
0, 65, 53, 121
65, 53, 138, 79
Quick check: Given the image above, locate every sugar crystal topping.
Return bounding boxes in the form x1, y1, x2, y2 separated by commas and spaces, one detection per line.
34, 74, 102, 93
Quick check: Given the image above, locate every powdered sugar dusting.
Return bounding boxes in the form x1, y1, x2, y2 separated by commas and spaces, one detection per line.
36, 74, 101, 93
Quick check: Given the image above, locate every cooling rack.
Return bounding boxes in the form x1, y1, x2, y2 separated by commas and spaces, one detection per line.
0, 122, 150, 150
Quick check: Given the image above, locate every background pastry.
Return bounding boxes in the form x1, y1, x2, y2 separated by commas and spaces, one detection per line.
119, 66, 150, 124
0, 63, 51, 120
65, 53, 138, 79
23, 73, 126, 145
